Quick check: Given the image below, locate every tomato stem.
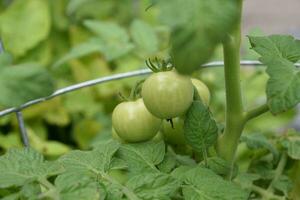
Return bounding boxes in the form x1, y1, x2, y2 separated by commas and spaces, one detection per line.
243, 103, 269, 123
129, 80, 145, 100
267, 153, 288, 192
38, 178, 59, 200
217, 0, 244, 175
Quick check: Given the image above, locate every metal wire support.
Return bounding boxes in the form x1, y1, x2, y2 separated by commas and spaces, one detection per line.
0, 39, 4, 53
0, 60, 300, 118
16, 111, 30, 147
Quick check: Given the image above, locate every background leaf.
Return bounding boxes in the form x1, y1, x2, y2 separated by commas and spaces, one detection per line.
0, 64, 55, 107
157, 0, 238, 74
0, 0, 50, 57
249, 35, 300, 114
130, 19, 158, 56
0, 148, 63, 188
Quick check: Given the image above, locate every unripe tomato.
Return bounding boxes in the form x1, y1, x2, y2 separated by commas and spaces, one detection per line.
142, 70, 194, 119
112, 128, 163, 143
112, 98, 162, 143
161, 117, 186, 145
191, 78, 210, 105
112, 128, 123, 142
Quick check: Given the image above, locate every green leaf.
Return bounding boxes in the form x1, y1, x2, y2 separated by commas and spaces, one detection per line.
55, 172, 105, 200
73, 119, 102, 149
0, 133, 22, 150
110, 158, 128, 170
59, 140, 120, 173
279, 129, 300, 160
84, 20, 134, 60
55, 21, 135, 67
281, 138, 300, 160
118, 141, 165, 173
0, 52, 13, 68
130, 19, 158, 56
157, 151, 177, 173
234, 172, 261, 190
250, 160, 274, 180
0, 64, 55, 107
0, 0, 50, 57
248, 35, 300, 114
19, 182, 41, 200
157, 0, 238, 74
0, 148, 63, 188
84, 20, 128, 41
67, 0, 94, 15
241, 133, 279, 161
272, 175, 293, 196
126, 172, 180, 200
184, 101, 218, 153
173, 166, 249, 200
53, 39, 103, 67
249, 35, 300, 62
200, 157, 238, 178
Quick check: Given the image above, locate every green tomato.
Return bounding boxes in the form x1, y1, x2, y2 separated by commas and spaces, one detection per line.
161, 117, 186, 145
142, 70, 194, 119
112, 128, 124, 142
112, 98, 162, 143
191, 78, 210, 105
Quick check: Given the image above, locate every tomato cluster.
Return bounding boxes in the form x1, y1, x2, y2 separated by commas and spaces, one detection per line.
111, 64, 210, 147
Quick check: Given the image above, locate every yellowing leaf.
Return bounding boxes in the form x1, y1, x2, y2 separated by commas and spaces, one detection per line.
0, 0, 51, 57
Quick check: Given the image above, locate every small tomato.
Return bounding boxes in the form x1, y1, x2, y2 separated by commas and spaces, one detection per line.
142, 70, 194, 119
112, 98, 162, 143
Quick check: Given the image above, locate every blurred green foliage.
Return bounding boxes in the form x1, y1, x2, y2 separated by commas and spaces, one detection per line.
0, 0, 296, 160
0, 0, 170, 156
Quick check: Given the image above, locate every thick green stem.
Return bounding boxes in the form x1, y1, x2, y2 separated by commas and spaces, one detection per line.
217, 1, 244, 165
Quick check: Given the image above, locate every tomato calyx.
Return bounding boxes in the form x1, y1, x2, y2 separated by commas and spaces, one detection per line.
146, 57, 173, 72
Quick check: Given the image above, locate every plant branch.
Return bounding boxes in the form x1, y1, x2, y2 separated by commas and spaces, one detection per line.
243, 104, 269, 123
267, 153, 288, 192
249, 184, 285, 200
38, 179, 59, 200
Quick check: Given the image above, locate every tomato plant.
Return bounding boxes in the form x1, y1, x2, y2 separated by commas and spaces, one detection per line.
1, 0, 300, 200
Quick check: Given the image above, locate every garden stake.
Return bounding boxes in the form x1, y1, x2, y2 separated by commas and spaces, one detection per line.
16, 111, 30, 147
